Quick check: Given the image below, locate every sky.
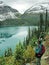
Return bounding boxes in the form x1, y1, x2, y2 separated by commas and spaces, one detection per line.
0, 0, 49, 14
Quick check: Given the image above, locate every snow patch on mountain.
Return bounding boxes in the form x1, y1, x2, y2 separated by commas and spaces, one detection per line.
0, 12, 18, 21
0, 1, 5, 6
25, 1, 49, 14
0, 1, 19, 21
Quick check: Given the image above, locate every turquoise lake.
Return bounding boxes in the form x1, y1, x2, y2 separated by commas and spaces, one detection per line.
0, 26, 38, 56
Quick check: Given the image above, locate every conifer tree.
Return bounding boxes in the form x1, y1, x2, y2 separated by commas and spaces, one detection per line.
45, 9, 48, 31
9, 48, 12, 56
25, 27, 31, 46
26, 36, 29, 46
31, 30, 33, 38
4, 50, 7, 57
23, 45, 35, 62
39, 13, 43, 32
15, 41, 25, 59
28, 27, 31, 40
7, 48, 11, 56
23, 38, 26, 48
4, 48, 12, 57
13, 42, 25, 65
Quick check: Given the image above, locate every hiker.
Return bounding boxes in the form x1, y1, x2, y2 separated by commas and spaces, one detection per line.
35, 38, 45, 65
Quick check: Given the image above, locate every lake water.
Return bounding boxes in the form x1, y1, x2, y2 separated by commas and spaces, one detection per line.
0, 26, 38, 56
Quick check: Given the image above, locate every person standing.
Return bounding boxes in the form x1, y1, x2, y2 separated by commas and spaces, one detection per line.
35, 38, 45, 65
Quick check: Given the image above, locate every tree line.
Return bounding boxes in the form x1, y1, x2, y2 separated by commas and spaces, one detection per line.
39, 9, 48, 32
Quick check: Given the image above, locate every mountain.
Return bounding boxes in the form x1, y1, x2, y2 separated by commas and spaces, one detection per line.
0, 1, 23, 26
0, 1, 49, 26
0, 1, 20, 21
21, 1, 49, 26
25, 1, 49, 13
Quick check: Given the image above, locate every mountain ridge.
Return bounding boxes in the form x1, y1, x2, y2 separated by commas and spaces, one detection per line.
21, 1, 49, 26
25, 1, 49, 14
0, 1, 20, 21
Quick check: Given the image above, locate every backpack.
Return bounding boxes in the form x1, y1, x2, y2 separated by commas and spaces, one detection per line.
35, 45, 45, 58
41, 45, 45, 55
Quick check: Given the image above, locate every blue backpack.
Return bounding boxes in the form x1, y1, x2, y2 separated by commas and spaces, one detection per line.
35, 44, 45, 58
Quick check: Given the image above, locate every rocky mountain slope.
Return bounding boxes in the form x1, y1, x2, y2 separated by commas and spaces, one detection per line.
25, 1, 49, 13
0, 1, 20, 21
21, 1, 49, 26
0, 1, 49, 26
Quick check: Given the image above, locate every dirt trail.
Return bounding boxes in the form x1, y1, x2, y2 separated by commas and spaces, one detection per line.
41, 34, 49, 65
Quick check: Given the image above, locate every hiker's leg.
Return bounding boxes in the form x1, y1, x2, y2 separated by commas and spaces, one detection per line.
36, 58, 41, 65
38, 58, 41, 65
36, 58, 39, 65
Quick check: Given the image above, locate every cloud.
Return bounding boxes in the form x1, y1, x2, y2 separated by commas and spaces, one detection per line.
11, 3, 29, 13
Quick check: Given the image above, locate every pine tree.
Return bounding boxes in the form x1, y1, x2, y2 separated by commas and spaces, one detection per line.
26, 36, 29, 46
23, 38, 26, 48
39, 13, 43, 32
19, 41, 21, 46
31, 30, 33, 37
28, 27, 31, 40
23, 45, 35, 62
14, 44, 24, 63
4, 50, 7, 57
9, 48, 12, 56
4, 48, 12, 57
0, 58, 5, 65
45, 9, 48, 31
25, 27, 31, 46
37, 22, 40, 38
